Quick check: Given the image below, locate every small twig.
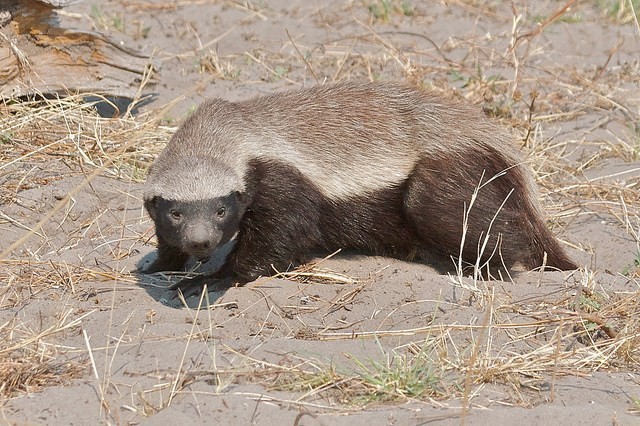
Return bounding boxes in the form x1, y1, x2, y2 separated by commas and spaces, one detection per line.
83, 329, 109, 413
244, 51, 300, 85
0, 30, 31, 73
286, 28, 319, 83
629, 0, 640, 36
461, 287, 494, 424
169, 284, 208, 404
592, 38, 623, 82
513, 0, 578, 47
275, 270, 356, 284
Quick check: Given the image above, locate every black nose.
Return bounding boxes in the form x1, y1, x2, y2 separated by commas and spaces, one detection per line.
188, 239, 211, 253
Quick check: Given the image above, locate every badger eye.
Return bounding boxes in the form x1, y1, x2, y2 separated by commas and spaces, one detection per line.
170, 210, 182, 220
216, 207, 226, 218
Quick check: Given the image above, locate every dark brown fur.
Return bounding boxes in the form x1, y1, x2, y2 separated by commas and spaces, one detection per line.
143, 82, 577, 294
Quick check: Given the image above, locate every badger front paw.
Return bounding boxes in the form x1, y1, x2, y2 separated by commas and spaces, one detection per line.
168, 274, 229, 300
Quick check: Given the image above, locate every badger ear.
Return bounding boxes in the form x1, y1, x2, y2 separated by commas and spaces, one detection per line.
144, 196, 159, 220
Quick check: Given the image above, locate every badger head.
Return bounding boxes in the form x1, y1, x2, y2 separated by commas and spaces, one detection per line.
144, 156, 249, 261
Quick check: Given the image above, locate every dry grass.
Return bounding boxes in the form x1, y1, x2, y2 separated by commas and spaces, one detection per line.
0, 92, 167, 406
1, 0, 639, 420
0, 309, 92, 398
154, 270, 639, 409
0, 89, 173, 261
0, 92, 170, 194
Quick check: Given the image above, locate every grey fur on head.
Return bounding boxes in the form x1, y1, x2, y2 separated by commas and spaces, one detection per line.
145, 155, 243, 202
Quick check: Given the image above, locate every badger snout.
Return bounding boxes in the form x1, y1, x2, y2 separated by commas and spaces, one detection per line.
188, 238, 213, 259
183, 222, 221, 261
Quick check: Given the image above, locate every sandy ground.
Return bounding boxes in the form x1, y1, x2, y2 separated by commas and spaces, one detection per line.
1, 0, 640, 424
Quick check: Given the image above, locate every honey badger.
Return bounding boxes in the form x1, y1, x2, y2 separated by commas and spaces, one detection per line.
143, 82, 577, 294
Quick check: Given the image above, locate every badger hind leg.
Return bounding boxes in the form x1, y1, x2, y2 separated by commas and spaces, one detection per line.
403, 154, 574, 275
223, 160, 325, 282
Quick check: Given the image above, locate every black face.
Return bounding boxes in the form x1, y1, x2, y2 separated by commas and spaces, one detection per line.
145, 192, 246, 261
